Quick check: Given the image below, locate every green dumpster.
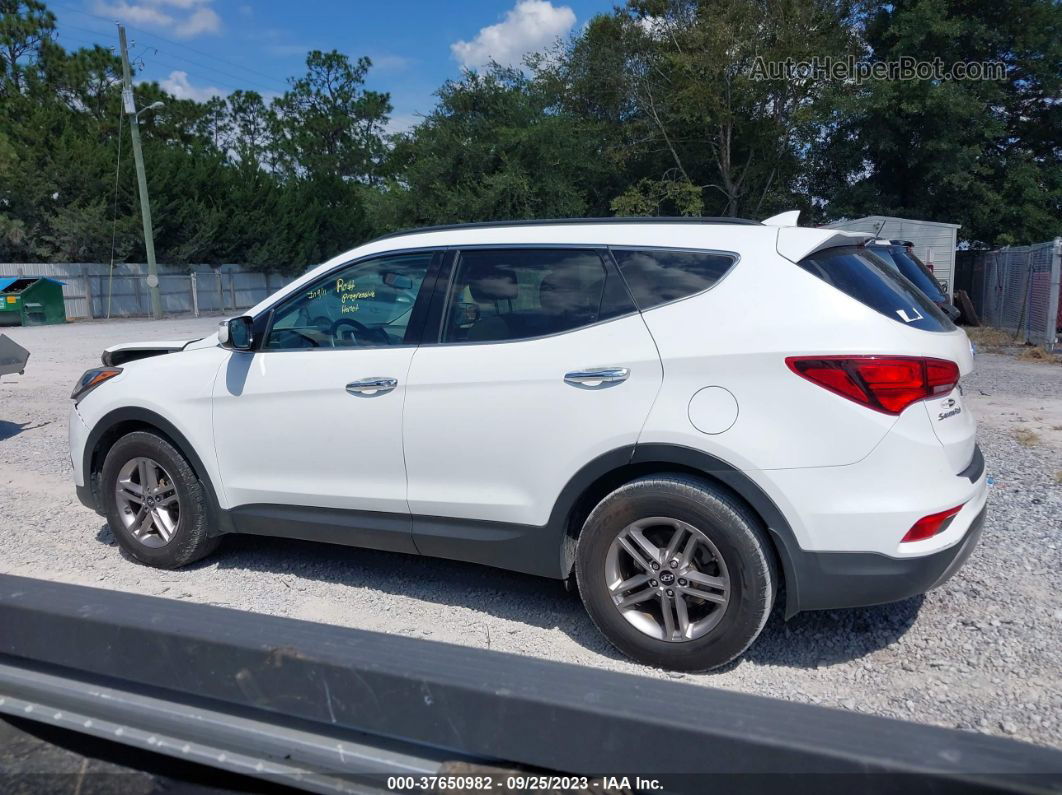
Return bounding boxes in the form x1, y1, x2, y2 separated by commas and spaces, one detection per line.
0, 277, 67, 326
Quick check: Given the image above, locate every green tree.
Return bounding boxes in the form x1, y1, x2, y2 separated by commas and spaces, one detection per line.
270, 50, 391, 183
612, 0, 859, 218
812, 0, 1062, 245
383, 65, 608, 227
226, 89, 271, 169
0, 0, 54, 96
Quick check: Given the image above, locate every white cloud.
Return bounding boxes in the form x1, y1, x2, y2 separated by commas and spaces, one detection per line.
175, 6, 221, 36
371, 53, 413, 72
95, 1, 173, 27
450, 0, 575, 69
94, 0, 221, 39
158, 69, 223, 101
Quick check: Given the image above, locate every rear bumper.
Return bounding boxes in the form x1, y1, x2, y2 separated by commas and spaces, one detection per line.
782, 502, 986, 614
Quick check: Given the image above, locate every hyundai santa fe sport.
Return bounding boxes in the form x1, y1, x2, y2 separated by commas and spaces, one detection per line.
69, 216, 988, 671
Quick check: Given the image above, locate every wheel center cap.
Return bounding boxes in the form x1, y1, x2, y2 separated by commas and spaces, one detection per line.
146, 496, 155, 507
659, 570, 676, 586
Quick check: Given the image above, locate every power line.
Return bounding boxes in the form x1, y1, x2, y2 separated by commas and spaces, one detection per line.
142, 47, 286, 96
52, 3, 293, 90
53, 32, 108, 49
54, 30, 278, 98
135, 51, 270, 97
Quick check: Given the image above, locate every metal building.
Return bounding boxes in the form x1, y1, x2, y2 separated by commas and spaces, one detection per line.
824, 216, 961, 295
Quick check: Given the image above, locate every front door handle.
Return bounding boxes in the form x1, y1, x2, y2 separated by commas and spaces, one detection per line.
345, 377, 397, 396
564, 367, 630, 388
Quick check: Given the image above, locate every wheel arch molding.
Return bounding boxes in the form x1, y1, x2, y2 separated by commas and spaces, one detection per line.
81, 407, 231, 534
554, 443, 805, 618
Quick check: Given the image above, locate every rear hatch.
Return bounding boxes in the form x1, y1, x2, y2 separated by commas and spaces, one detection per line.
793, 244, 976, 473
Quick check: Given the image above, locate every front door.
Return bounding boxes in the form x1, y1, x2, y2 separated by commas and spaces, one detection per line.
212, 250, 437, 551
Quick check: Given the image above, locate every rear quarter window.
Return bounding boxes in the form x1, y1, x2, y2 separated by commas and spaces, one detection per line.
797, 246, 955, 332
612, 248, 737, 311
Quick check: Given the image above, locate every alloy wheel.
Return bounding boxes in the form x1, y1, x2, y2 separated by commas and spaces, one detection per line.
604, 517, 730, 642
114, 457, 180, 548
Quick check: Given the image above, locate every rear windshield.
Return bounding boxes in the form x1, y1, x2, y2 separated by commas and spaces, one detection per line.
889, 247, 947, 302
797, 246, 955, 332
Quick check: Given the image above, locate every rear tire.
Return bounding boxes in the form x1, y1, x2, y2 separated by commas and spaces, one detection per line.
575, 474, 776, 671
101, 431, 218, 569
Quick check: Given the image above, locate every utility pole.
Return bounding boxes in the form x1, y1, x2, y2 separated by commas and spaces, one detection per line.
117, 24, 162, 319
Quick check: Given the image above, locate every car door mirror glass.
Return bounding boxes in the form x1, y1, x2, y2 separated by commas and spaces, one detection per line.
219, 316, 253, 350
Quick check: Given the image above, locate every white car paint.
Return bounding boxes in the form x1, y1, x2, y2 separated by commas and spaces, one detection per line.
211, 346, 416, 513
403, 312, 663, 527
69, 219, 983, 573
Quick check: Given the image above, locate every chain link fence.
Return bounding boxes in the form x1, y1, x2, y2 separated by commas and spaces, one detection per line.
959, 239, 1061, 351
0, 263, 296, 320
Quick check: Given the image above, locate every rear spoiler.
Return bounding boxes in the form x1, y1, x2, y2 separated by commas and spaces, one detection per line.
777, 227, 874, 263
762, 210, 874, 262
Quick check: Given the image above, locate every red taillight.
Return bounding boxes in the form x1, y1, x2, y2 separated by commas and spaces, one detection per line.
785, 356, 960, 415
902, 504, 963, 543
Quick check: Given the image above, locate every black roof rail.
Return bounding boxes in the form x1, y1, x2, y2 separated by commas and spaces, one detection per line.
368, 216, 762, 243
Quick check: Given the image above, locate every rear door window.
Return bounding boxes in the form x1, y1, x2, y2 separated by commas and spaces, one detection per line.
441, 248, 636, 343
797, 246, 955, 332
612, 249, 736, 311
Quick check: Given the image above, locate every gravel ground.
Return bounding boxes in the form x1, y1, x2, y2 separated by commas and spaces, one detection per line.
1, 317, 1060, 750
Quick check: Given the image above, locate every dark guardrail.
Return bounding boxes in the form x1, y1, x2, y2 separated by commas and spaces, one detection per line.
0, 574, 1059, 794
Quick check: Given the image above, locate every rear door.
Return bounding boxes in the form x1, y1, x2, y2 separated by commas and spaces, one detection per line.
402, 247, 662, 574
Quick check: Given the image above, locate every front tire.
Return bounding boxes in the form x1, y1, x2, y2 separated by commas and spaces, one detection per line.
101, 431, 218, 568
575, 475, 776, 671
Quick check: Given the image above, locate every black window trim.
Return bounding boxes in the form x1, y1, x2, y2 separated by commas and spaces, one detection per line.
606, 245, 741, 313
253, 247, 445, 352
423, 244, 640, 348
247, 242, 742, 352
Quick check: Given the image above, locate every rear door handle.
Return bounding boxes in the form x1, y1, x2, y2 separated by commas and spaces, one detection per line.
345, 377, 397, 396
564, 367, 630, 388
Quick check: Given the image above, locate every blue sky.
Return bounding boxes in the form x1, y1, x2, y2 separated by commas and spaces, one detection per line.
49, 0, 614, 131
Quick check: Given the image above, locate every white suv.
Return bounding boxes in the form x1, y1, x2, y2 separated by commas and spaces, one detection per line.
69, 217, 987, 671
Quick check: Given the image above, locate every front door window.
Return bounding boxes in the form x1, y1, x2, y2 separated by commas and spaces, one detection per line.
265, 252, 433, 349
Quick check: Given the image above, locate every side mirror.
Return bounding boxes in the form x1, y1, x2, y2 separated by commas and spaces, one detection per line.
218, 316, 253, 350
